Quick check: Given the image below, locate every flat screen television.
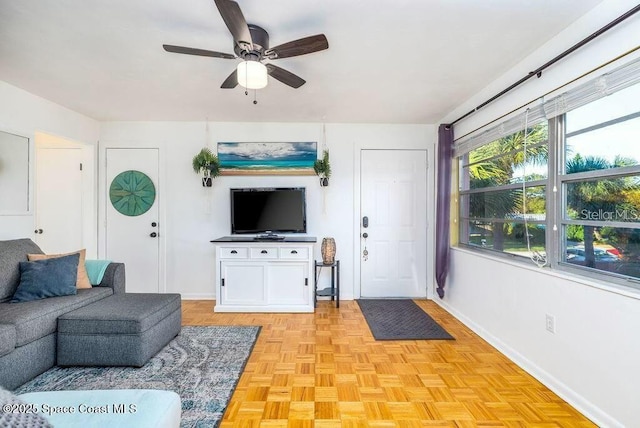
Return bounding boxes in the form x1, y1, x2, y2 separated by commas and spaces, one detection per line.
230, 187, 306, 235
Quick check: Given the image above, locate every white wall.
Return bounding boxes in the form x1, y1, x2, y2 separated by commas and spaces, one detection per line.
99, 121, 434, 300
446, 0, 640, 138
438, 1, 640, 426
0, 81, 99, 253
0, 131, 29, 213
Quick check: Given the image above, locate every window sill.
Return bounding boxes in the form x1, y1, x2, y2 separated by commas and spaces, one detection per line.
451, 245, 640, 301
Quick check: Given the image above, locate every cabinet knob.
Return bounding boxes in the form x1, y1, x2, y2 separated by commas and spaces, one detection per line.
150, 232, 158, 238
261, 250, 268, 254
291, 250, 298, 254
230, 250, 237, 254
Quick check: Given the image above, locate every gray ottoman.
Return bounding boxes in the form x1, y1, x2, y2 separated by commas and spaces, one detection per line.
57, 293, 181, 367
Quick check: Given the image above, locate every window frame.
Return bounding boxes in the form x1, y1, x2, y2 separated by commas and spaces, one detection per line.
458, 124, 549, 259
552, 112, 640, 286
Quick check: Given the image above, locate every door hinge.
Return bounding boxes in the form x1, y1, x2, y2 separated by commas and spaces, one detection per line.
221, 278, 225, 287
79, 163, 83, 171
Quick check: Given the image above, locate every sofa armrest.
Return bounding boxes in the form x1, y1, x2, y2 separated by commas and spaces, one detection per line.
0, 324, 16, 357
96, 263, 125, 294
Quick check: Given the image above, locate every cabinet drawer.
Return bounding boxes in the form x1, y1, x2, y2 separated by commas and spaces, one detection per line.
250, 247, 278, 259
279, 247, 309, 259
219, 247, 249, 259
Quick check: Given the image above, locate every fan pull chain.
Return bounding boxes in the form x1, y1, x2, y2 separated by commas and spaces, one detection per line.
253, 90, 258, 105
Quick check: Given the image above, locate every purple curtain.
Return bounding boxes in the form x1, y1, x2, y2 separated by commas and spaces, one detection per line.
435, 124, 454, 298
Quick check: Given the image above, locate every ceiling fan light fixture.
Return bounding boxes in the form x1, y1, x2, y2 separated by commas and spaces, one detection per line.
237, 61, 268, 89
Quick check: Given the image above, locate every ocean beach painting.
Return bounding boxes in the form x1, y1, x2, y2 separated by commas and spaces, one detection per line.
218, 142, 317, 175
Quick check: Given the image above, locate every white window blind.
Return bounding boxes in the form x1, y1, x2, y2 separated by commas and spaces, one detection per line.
453, 102, 546, 157
543, 55, 640, 119
453, 55, 640, 158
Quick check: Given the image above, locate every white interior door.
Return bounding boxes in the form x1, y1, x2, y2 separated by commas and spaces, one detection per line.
105, 148, 160, 293
360, 149, 428, 298
35, 148, 83, 253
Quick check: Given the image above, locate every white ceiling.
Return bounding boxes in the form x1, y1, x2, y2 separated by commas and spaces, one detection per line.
0, 0, 603, 123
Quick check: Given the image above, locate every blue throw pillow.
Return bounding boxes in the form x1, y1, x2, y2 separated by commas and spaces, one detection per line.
11, 253, 79, 303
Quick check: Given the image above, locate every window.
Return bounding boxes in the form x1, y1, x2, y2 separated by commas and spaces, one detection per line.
459, 124, 548, 259
559, 85, 640, 281
455, 57, 640, 287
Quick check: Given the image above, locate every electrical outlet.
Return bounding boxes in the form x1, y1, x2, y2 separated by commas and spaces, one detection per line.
545, 314, 556, 333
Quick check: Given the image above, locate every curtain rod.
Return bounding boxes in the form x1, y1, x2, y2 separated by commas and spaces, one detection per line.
449, 4, 640, 127
453, 45, 640, 142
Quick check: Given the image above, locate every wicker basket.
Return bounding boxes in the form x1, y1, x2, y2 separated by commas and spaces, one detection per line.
321, 237, 336, 265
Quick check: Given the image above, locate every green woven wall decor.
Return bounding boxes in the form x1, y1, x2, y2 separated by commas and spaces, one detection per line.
109, 170, 156, 216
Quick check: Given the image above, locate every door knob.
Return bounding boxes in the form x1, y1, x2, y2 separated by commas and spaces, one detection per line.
150, 232, 158, 238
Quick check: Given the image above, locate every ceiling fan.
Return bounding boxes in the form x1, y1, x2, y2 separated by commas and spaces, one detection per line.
163, 0, 329, 90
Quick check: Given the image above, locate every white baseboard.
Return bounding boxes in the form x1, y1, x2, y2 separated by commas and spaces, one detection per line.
179, 294, 215, 300
434, 299, 622, 428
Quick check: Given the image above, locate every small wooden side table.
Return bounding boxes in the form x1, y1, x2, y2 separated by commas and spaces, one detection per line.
314, 260, 340, 308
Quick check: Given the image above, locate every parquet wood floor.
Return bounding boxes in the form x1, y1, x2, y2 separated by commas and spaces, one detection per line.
181, 300, 595, 427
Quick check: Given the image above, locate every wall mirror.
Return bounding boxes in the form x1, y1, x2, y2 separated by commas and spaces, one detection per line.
0, 129, 30, 214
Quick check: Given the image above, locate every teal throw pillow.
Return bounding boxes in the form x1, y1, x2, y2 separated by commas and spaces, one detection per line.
0, 386, 53, 427
11, 253, 79, 303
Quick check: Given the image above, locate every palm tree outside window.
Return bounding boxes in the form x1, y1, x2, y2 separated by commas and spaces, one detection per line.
456, 73, 640, 288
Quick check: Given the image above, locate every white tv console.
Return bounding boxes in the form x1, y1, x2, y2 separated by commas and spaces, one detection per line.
211, 236, 317, 313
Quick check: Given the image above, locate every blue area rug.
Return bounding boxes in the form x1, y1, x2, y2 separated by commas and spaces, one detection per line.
15, 326, 260, 427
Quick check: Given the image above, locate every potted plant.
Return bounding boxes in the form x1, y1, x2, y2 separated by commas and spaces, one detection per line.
192, 148, 221, 187
314, 150, 331, 186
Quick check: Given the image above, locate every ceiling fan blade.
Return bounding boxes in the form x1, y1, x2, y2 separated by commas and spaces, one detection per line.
163, 44, 235, 59
266, 64, 305, 88
265, 34, 328, 59
214, 0, 253, 50
221, 69, 238, 88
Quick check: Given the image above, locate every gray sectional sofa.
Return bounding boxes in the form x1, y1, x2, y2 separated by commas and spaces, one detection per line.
0, 239, 125, 390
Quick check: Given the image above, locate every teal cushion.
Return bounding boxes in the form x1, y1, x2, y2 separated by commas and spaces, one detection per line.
85, 259, 112, 285
11, 253, 79, 303
19, 389, 181, 428
0, 386, 52, 427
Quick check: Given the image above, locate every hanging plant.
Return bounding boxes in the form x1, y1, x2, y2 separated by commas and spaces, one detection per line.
314, 150, 331, 187
192, 148, 221, 187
